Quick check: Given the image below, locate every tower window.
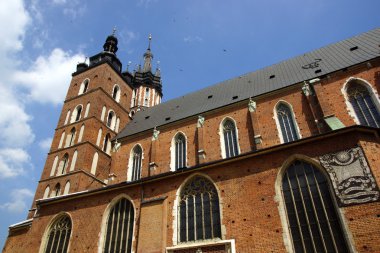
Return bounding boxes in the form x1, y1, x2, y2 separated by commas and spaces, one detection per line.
78, 79, 89, 95
174, 133, 186, 170
70, 105, 83, 123
178, 176, 221, 242
281, 160, 349, 252
107, 111, 116, 129
103, 198, 134, 253
347, 81, 380, 127
130, 145, 142, 181
112, 85, 121, 102
143, 87, 150, 106
52, 183, 61, 197
276, 103, 299, 143
44, 215, 72, 253
57, 154, 69, 176
103, 134, 111, 154
222, 119, 239, 158
65, 127, 76, 147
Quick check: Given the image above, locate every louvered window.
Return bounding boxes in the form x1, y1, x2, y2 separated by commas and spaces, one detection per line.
103, 198, 134, 253
223, 119, 239, 158
277, 103, 299, 143
347, 82, 380, 127
175, 133, 186, 169
44, 215, 72, 253
178, 176, 221, 242
131, 146, 142, 181
282, 160, 349, 253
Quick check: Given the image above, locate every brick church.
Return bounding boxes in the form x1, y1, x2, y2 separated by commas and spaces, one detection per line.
3, 28, 380, 253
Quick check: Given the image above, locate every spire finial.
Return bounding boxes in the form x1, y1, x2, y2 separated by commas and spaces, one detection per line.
112, 27, 117, 36
148, 34, 152, 50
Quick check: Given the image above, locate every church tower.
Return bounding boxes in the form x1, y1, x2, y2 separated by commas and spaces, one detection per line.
129, 35, 162, 114
27, 30, 133, 218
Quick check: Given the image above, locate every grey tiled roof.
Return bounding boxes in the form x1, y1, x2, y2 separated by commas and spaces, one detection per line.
116, 28, 380, 139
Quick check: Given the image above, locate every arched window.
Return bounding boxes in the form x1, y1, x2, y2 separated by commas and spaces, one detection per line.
91, 152, 99, 175
143, 87, 150, 106
102, 198, 135, 253
281, 160, 349, 253
43, 186, 50, 199
101, 106, 106, 121
96, 128, 103, 146
44, 215, 72, 253
103, 134, 111, 154
65, 128, 76, 147
78, 78, 89, 95
178, 176, 221, 242
70, 105, 83, 123
130, 145, 142, 181
222, 119, 239, 158
78, 124, 85, 143
346, 81, 380, 127
112, 85, 121, 102
52, 183, 61, 197
173, 133, 186, 170
57, 154, 69, 176
276, 103, 299, 143
58, 131, 65, 149
84, 102, 90, 118
50, 156, 59, 176
63, 181, 70, 195
64, 110, 70, 125
107, 111, 116, 129
69, 150, 77, 172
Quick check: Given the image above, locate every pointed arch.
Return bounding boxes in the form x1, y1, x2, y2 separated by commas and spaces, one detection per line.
64, 110, 71, 125
127, 144, 143, 181
43, 186, 50, 199
275, 156, 351, 253
63, 181, 70, 195
176, 174, 222, 243
103, 133, 111, 154
70, 104, 83, 123
107, 110, 116, 130
57, 154, 69, 176
170, 132, 187, 171
342, 77, 380, 127
69, 150, 78, 172
274, 101, 301, 143
51, 183, 61, 197
96, 128, 103, 146
50, 156, 59, 176
99, 195, 135, 253
112, 84, 121, 102
219, 117, 240, 158
84, 102, 91, 118
65, 127, 76, 147
40, 213, 72, 253
78, 78, 90, 95
101, 106, 107, 121
58, 131, 65, 149
91, 152, 99, 175
78, 124, 85, 143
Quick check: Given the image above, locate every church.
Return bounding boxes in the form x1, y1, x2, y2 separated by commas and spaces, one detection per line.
3, 27, 380, 253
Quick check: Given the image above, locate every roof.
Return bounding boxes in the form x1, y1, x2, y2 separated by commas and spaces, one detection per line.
116, 28, 380, 139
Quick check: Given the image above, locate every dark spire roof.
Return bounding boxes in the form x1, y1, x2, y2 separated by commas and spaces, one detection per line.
103, 27, 118, 54
143, 34, 153, 72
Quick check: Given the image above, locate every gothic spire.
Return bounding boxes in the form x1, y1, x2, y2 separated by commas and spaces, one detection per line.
103, 28, 118, 54
143, 34, 153, 72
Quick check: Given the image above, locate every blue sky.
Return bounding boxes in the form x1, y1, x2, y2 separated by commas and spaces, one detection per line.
0, 0, 379, 248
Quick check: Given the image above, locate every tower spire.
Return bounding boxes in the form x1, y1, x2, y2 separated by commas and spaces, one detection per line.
143, 34, 153, 72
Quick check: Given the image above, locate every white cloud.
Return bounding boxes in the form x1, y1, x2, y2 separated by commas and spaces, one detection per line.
137, 0, 158, 7
0, 149, 30, 178
0, 188, 33, 213
0, 0, 30, 54
13, 48, 84, 105
52, 0, 67, 4
39, 138, 52, 150
183, 35, 203, 43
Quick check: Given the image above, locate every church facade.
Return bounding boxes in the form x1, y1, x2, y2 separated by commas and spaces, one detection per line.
3, 28, 380, 253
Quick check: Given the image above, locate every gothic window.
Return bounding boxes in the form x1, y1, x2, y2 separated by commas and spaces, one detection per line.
44, 215, 72, 253
107, 111, 115, 129
174, 133, 186, 170
65, 128, 76, 147
50, 156, 59, 176
52, 183, 61, 197
91, 152, 99, 175
57, 154, 69, 176
103, 134, 111, 153
346, 82, 380, 127
103, 198, 135, 253
178, 176, 221, 242
70, 105, 83, 123
143, 88, 150, 106
130, 145, 142, 181
64, 110, 70, 125
43, 186, 50, 199
281, 160, 349, 253
276, 103, 299, 143
78, 78, 89, 95
112, 85, 121, 102
63, 181, 70, 195
222, 119, 239, 158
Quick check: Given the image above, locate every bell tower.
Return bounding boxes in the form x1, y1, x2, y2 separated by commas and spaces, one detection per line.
130, 34, 162, 113
27, 30, 133, 218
